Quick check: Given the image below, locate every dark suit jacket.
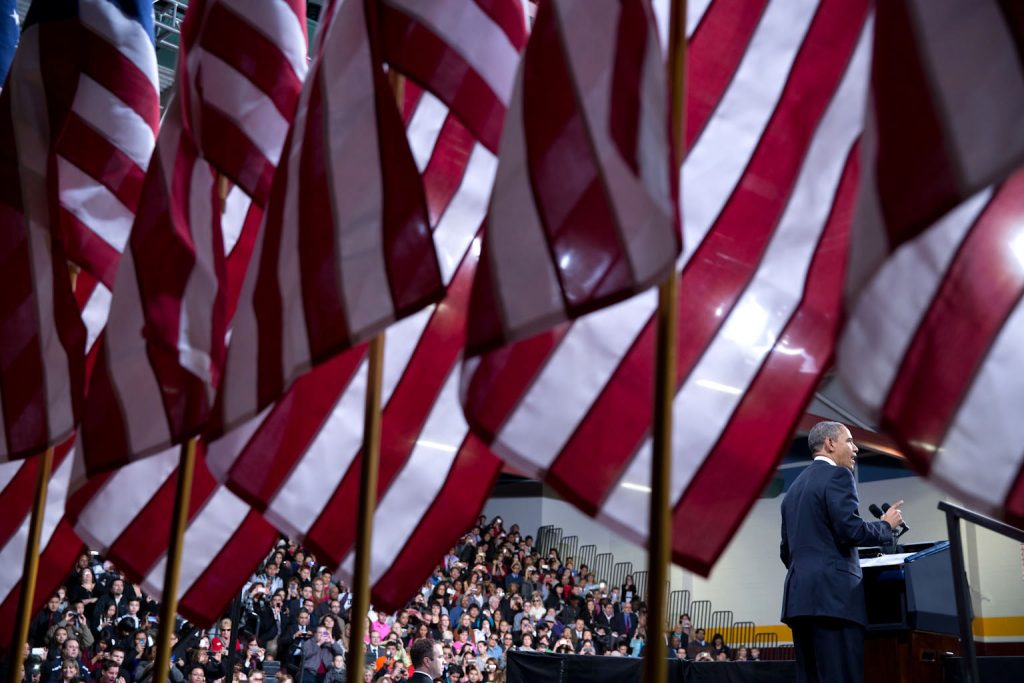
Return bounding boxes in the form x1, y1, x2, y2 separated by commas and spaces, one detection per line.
610, 612, 637, 641
780, 461, 894, 626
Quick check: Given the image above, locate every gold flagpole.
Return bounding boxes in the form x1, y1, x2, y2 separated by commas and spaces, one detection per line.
7, 265, 83, 682
644, 1, 686, 681
344, 334, 385, 682
347, 66, 403, 683
150, 437, 199, 683
6, 446, 55, 683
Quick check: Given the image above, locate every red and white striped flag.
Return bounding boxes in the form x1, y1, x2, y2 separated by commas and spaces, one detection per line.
0, 275, 120, 648
180, 0, 307, 206
379, 0, 528, 153
0, 1, 89, 461
216, 0, 444, 433
54, 0, 160, 289
847, 0, 1024, 297
838, 173, 1024, 527
208, 85, 504, 611
836, 1, 1024, 525
59, 178, 274, 628
462, 0, 874, 574
0, 441, 86, 649
463, 0, 678, 356
82, 0, 307, 476
66, 443, 280, 626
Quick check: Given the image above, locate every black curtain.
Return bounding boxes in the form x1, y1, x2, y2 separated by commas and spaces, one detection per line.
506, 651, 796, 683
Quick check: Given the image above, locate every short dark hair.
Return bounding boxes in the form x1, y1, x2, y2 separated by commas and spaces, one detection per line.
101, 660, 120, 673
808, 421, 844, 454
409, 638, 435, 668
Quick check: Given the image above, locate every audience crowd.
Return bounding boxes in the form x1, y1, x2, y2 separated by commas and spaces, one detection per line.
11, 516, 762, 683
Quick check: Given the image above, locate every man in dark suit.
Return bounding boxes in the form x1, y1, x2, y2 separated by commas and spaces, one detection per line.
781, 421, 903, 683
408, 638, 442, 683
610, 601, 637, 642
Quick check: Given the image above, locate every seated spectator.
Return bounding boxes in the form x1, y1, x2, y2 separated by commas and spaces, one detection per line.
59, 659, 80, 683
708, 633, 730, 660
301, 626, 343, 683
322, 654, 345, 683
31, 597, 64, 649
686, 628, 710, 660
733, 646, 748, 661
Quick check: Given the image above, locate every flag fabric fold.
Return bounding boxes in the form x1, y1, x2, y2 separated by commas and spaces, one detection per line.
207, 84, 503, 611
847, 0, 1024, 298
82, 0, 306, 476
837, 0, 1024, 527
180, 0, 307, 206
461, 0, 874, 575
0, 0, 88, 461
463, 0, 678, 357
0, 440, 86, 650
215, 0, 443, 435
838, 162, 1024, 527
378, 0, 528, 153
67, 442, 280, 626
53, 0, 160, 289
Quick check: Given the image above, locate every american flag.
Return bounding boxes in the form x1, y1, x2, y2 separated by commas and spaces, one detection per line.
0, 0, 17, 87
846, 0, 1024, 298
0, 441, 86, 648
0, 275, 123, 647
837, 2, 1024, 525
379, 0, 528, 153
82, 0, 307, 476
66, 443, 280, 626
461, 0, 873, 574
62, 179, 274, 628
179, 0, 307, 206
0, 0, 88, 461
207, 80, 506, 611
463, 0, 678, 356
215, 0, 444, 434
53, 0, 160, 289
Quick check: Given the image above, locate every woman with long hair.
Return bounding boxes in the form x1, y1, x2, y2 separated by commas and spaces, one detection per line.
621, 574, 640, 604
68, 568, 100, 620
320, 614, 342, 641
709, 633, 731, 660
629, 624, 646, 657
60, 659, 80, 683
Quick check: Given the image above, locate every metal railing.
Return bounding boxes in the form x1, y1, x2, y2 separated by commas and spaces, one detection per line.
753, 632, 779, 657
708, 610, 734, 641
610, 561, 633, 589
668, 589, 691, 625
633, 570, 648, 600
593, 553, 613, 586
689, 600, 712, 633
730, 621, 756, 649
536, 525, 553, 553
559, 535, 578, 565
939, 501, 1024, 683
578, 544, 597, 571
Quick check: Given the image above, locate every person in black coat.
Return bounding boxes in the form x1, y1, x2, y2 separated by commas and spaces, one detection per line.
781, 421, 903, 683
610, 602, 637, 642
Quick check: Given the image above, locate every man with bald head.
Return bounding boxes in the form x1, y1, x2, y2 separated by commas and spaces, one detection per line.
781, 421, 904, 683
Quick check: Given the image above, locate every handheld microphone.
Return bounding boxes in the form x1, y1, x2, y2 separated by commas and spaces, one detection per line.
880, 502, 910, 535
868, 503, 884, 519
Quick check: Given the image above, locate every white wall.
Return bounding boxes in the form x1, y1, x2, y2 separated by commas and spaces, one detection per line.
483, 473, 1024, 640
